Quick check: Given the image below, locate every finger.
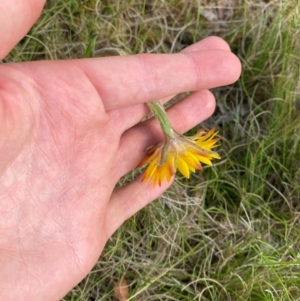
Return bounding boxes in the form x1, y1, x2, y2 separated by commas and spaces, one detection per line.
76, 49, 241, 110
0, 0, 46, 59
106, 176, 172, 237
106, 36, 233, 133
115, 89, 216, 179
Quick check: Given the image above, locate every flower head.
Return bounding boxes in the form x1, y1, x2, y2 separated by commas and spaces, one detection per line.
139, 128, 220, 187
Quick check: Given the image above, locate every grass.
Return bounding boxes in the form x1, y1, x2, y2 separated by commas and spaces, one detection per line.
6, 0, 300, 300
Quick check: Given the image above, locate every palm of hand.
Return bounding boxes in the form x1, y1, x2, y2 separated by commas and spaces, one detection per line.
0, 61, 127, 300
1, 54, 218, 300
0, 39, 241, 301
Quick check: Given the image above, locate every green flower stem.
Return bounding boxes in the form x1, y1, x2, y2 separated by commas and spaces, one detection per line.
147, 100, 174, 138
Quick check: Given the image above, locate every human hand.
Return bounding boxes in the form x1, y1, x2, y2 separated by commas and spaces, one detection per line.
0, 1, 241, 300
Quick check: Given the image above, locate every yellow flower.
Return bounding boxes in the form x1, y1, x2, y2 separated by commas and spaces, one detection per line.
139, 128, 221, 187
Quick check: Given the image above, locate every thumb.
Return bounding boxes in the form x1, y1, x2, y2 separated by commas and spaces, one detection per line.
0, 0, 46, 59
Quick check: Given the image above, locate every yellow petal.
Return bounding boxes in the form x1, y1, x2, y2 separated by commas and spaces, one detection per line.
187, 152, 203, 170
195, 155, 213, 166
152, 169, 159, 187
160, 164, 169, 182
208, 152, 221, 159
196, 140, 219, 150
181, 152, 197, 172
177, 156, 190, 178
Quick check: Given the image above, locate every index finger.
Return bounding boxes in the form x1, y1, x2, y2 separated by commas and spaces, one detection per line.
76, 49, 241, 111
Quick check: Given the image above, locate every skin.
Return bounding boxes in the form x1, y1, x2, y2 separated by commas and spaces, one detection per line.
0, 0, 241, 300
